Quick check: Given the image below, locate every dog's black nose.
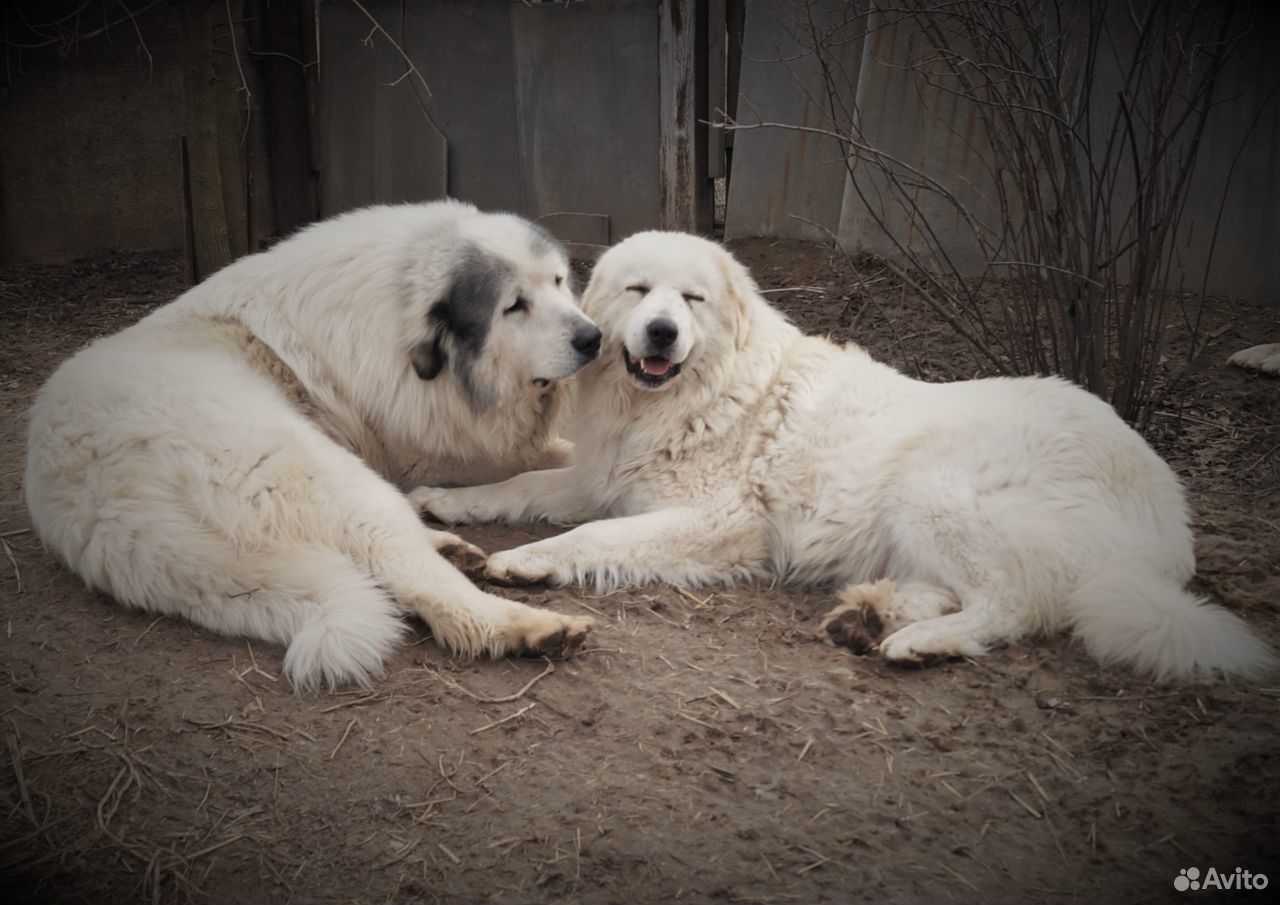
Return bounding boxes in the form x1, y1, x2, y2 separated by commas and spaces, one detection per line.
647, 318, 678, 349
572, 324, 603, 358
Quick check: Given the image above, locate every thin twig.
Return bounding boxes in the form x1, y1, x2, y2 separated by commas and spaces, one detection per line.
6, 732, 36, 826
223, 0, 251, 145
1, 539, 22, 593
329, 718, 358, 759
469, 703, 536, 736
426, 659, 556, 704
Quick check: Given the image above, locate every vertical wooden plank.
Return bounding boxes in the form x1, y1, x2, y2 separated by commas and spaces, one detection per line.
693, 0, 713, 233
707, 0, 726, 179
180, 136, 195, 284
178, 0, 233, 280
213, 0, 248, 260
259, 0, 317, 236
659, 0, 697, 231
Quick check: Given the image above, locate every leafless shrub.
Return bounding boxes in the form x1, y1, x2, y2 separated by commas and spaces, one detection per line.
730, 0, 1262, 426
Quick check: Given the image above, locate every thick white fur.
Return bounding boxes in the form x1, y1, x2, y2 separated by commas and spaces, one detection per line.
411, 232, 1276, 682
25, 201, 593, 690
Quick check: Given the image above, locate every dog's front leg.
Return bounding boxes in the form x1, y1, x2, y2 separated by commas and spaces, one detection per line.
409, 466, 599, 526
485, 506, 764, 591
523, 437, 574, 472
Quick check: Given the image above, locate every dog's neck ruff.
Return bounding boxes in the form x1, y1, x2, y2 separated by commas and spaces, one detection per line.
204, 316, 314, 415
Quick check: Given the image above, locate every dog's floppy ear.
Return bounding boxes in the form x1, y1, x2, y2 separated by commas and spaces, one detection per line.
410, 248, 506, 382
410, 331, 446, 380
718, 247, 760, 350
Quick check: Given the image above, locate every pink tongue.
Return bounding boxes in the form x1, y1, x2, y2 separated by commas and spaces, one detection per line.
642, 357, 672, 377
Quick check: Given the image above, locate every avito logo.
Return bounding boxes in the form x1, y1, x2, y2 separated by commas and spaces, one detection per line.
1174, 867, 1269, 892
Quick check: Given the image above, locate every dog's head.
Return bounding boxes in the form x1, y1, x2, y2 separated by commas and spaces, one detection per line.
407, 214, 600, 410
581, 232, 757, 393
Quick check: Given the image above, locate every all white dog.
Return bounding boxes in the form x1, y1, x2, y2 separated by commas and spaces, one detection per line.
25, 201, 599, 689
412, 232, 1276, 682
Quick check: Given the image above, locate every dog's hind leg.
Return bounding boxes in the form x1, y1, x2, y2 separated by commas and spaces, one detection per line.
872, 546, 1036, 664
244, 546, 406, 690
820, 580, 959, 654
872, 478, 1043, 665
877, 596, 1028, 665
67, 504, 404, 690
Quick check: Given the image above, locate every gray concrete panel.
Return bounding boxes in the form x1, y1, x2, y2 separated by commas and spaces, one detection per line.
512, 0, 662, 240
725, 0, 864, 243
402, 0, 523, 214
317, 0, 448, 216
835, 8, 996, 275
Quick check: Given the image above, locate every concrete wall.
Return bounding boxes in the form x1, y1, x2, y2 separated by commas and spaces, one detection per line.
0, 5, 186, 264
724, 0, 864, 243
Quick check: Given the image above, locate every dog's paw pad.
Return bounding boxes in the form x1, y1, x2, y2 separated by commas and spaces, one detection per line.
521, 619, 592, 659
878, 630, 950, 669
486, 552, 553, 587
438, 541, 487, 578
410, 487, 463, 525
820, 602, 884, 655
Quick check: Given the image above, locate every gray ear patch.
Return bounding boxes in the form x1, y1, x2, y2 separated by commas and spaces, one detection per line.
431, 247, 511, 358
411, 244, 510, 410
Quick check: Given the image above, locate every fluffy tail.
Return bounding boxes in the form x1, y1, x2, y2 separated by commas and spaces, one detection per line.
1066, 563, 1277, 682
184, 546, 407, 691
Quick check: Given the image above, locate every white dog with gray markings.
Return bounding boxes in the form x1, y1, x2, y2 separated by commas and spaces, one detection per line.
25, 201, 598, 689
412, 232, 1276, 682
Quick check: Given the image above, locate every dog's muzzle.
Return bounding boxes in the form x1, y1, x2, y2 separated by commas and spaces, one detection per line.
622, 345, 682, 388
572, 324, 603, 360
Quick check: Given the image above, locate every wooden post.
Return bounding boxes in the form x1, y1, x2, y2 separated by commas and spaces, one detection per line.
259, 0, 318, 236
213, 0, 249, 262
707, 0, 726, 180
178, 0, 233, 281
659, 0, 698, 231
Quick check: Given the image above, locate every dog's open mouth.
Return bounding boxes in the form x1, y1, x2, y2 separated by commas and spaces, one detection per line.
623, 347, 682, 388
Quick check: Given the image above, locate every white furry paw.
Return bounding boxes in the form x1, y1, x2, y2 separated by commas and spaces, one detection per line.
428, 530, 487, 578
1227, 342, 1280, 376
879, 622, 984, 666
500, 606, 594, 659
878, 627, 929, 665
428, 594, 593, 661
485, 547, 560, 586
409, 485, 474, 524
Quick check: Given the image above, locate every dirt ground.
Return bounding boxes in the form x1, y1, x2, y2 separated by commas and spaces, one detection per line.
1, 242, 1278, 904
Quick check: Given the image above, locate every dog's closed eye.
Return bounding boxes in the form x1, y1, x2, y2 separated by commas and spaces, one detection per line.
504, 297, 529, 315
626, 284, 650, 295
681, 292, 704, 303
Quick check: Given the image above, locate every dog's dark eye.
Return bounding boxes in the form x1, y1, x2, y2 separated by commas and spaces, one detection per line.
682, 292, 705, 303
504, 297, 529, 315
626, 284, 650, 295
555, 275, 565, 288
